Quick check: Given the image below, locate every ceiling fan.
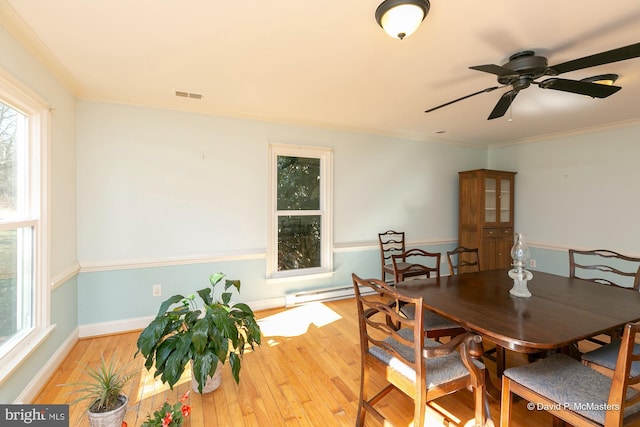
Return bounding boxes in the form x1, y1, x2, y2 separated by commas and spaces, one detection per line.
425, 42, 640, 120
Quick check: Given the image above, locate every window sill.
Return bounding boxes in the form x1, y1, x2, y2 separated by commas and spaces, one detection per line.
0, 325, 55, 386
266, 270, 335, 285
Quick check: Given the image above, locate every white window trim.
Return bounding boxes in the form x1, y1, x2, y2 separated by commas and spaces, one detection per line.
0, 68, 51, 386
267, 144, 333, 282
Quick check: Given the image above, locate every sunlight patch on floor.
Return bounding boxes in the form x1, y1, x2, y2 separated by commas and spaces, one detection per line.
258, 302, 342, 337
136, 366, 190, 400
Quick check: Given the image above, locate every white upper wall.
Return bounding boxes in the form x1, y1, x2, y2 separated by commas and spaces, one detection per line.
76, 100, 487, 265
489, 122, 640, 255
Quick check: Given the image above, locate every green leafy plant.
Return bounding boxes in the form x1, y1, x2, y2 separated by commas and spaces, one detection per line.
136, 273, 262, 393
141, 391, 191, 427
61, 352, 136, 414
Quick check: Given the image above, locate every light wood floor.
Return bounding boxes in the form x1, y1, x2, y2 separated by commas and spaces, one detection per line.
31, 298, 625, 426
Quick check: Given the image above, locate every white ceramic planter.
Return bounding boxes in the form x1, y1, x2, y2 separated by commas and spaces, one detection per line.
191, 361, 223, 393
87, 395, 128, 427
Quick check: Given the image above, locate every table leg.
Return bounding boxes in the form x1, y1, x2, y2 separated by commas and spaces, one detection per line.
496, 346, 506, 378
468, 337, 501, 401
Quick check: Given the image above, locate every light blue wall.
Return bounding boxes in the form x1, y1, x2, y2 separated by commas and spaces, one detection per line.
489, 122, 640, 275
0, 24, 79, 402
75, 100, 486, 325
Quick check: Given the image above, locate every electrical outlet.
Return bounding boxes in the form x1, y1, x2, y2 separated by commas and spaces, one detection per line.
152, 284, 162, 297
529, 259, 537, 268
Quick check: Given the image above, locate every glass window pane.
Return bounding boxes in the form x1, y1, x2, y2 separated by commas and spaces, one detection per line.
500, 178, 511, 223
277, 215, 321, 271
277, 156, 320, 211
0, 102, 26, 218
0, 228, 34, 347
484, 177, 496, 222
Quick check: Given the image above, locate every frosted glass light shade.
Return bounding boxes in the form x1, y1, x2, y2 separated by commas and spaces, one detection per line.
375, 0, 430, 40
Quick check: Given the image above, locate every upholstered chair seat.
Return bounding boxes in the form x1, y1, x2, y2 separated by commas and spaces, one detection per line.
582, 341, 640, 377
502, 322, 640, 427
400, 305, 464, 332
504, 353, 640, 424
369, 328, 484, 387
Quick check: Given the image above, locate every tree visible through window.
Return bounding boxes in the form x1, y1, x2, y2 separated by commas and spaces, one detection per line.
269, 145, 332, 278
277, 156, 321, 271
0, 75, 49, 383
0, 101, 32, 351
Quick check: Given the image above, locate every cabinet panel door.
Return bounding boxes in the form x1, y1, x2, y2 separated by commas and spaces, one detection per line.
482, 238, 498, 270
497, 237, 513, 269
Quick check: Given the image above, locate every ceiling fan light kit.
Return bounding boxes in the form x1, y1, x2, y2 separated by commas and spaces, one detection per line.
375, 0, 430, 40
580, 74, 619, 86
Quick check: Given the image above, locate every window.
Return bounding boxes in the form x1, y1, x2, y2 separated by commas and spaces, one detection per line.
268, 144, 332, 280
0, 71, 49, 382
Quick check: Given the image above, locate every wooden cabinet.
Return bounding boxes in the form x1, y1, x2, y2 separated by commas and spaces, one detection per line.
458, 169, 516, 272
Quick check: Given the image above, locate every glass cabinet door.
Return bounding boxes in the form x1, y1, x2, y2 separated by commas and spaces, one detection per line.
484, 175, 512, 224
484, 177, 497, 223
499, 178, 511, 223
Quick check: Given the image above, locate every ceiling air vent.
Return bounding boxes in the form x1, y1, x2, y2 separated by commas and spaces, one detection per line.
175, 91, 203, 100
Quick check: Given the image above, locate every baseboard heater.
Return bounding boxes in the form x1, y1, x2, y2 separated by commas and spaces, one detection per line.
285, 285, 376, 307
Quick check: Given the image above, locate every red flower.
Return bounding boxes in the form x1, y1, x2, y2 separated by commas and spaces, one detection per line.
161, 412, 173, 427
181, 405, 191, 417
179, 391, 190, 403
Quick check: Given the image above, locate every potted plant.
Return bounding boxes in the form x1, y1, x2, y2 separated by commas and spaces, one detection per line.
61, 352, 135, 427
141, 391, 191, 427
136, 273, 261, 393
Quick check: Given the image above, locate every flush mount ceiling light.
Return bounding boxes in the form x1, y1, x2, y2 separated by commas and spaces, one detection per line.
580, 74, 619, 86
375, 0, 430, 40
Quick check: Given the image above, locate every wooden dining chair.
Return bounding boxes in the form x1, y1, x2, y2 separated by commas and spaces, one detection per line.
569, 249, 640, 291
446, 246, 481, 276
351, 273, 488, 427
378, 230, 406, 283
569, 249, 640, 347
391, 248, 440, 283
392, 249, 466, 341
501, 321, 640, 427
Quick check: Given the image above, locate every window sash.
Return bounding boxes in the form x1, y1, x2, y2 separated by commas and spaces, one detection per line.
268, 144, 333, 280
0, 69, 49, 383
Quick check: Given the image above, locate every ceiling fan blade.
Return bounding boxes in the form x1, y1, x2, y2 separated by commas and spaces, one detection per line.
469, 64, 518, 78
425, 86, 501, 113
488, 90, 518, 120
549, 42, 640, 74
538, 78, 621, 98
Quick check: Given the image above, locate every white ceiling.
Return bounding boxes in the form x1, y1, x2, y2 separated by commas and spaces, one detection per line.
3, 0, 640, 147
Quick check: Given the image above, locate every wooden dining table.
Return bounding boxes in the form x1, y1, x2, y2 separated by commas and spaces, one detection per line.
397, 268, 640, 353
396, 268, 640, 398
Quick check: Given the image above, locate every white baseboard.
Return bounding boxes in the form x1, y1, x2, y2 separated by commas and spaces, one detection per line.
78, 298, 286, 338
79, 316, 155, 338
16, 327, 79, 403
248, 297, 285, 312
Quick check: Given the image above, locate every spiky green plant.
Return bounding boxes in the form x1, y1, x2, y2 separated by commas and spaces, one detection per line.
61, 352, 136, 414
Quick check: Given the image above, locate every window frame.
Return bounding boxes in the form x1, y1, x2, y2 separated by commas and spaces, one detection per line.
0, 69, 51, 384
267, 144, 333, 282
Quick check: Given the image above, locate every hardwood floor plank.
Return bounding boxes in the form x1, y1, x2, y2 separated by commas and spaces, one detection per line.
31, 297, 640, 426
